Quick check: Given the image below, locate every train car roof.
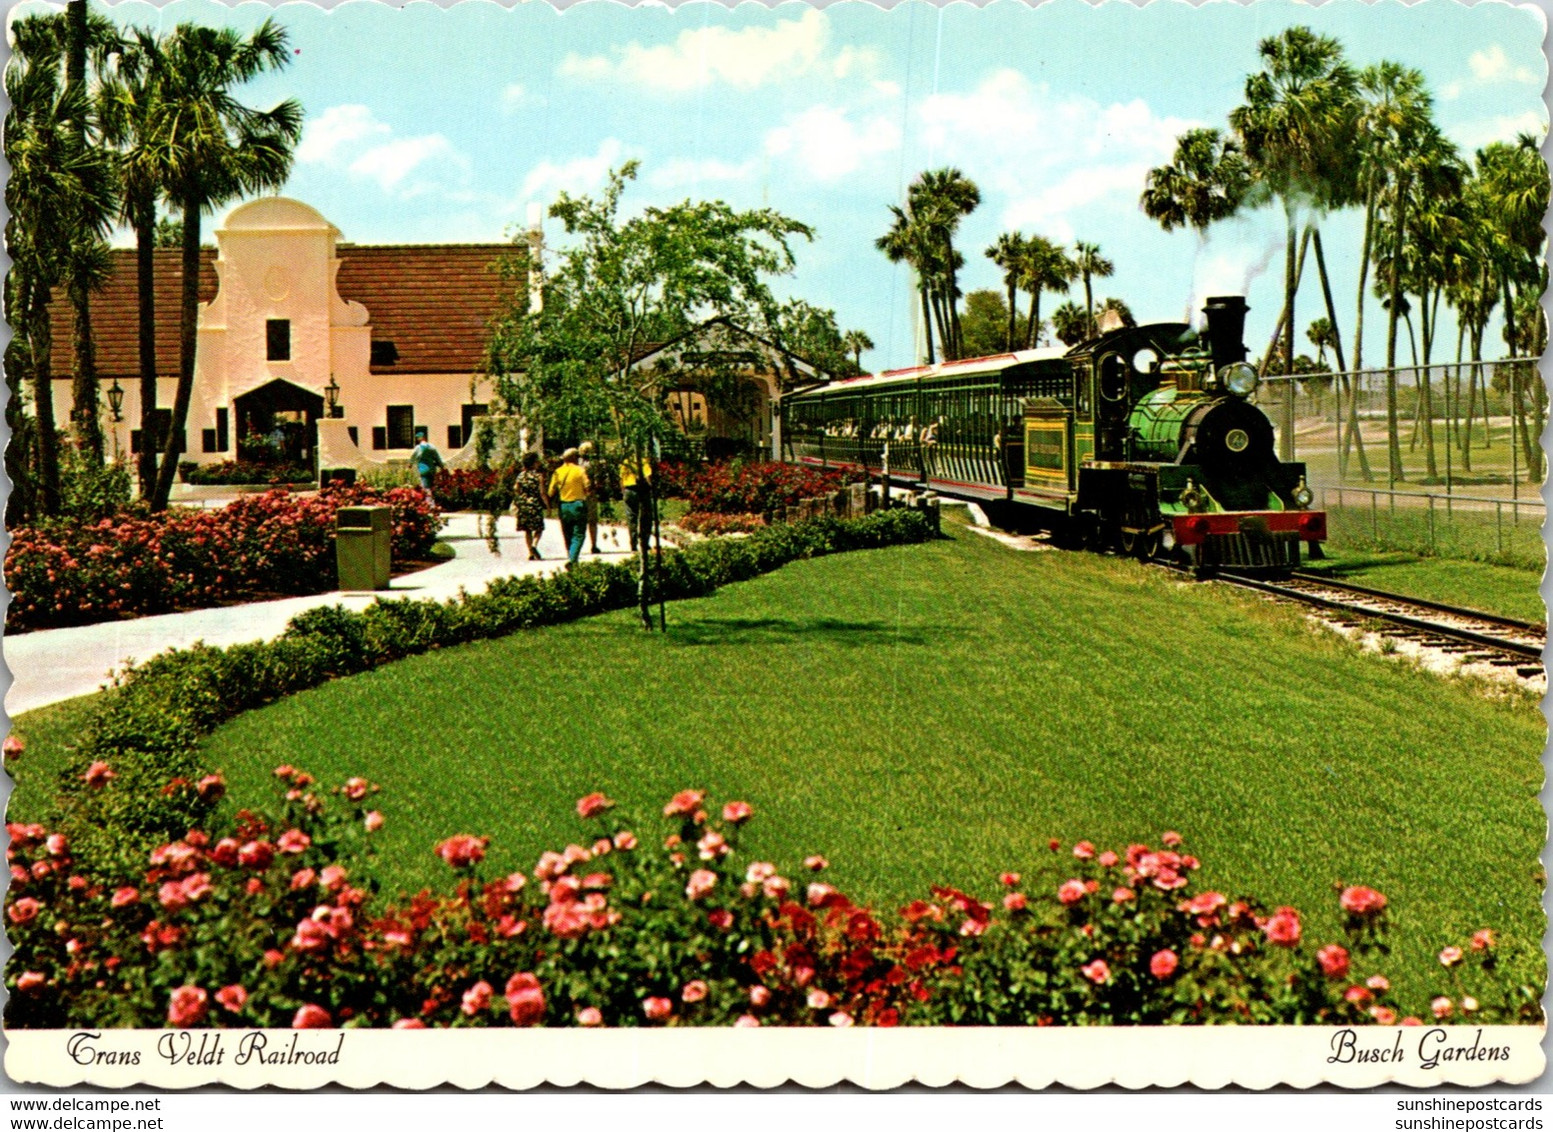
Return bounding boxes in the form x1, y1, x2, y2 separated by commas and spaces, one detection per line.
797, 346, 1071, 396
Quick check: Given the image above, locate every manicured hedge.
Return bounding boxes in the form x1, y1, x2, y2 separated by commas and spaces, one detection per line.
4, 487, 443, 633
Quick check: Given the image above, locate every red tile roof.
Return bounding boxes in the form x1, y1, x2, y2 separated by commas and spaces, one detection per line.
48, 243, 522, 379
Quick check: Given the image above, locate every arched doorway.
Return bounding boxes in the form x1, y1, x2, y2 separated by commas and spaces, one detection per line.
234, 379, 325, 468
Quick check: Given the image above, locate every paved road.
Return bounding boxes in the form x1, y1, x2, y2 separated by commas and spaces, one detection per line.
4, 513, 646, 718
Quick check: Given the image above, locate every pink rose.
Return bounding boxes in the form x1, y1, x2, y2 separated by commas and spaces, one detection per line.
682, 980, 708, 1004
364, 811, 384, 833
662, 790, 704, 818
697, 831, 729, 860
1097, 850, 1118, 868
577, 1007, 603, 1027
215, 985, 247, 1014
999, 871, 1021, 887
4, 735, 25, 760
1339, 886, 1387, 916
1369, 1006, 1397, 1025
210, 839, 240, 868
1112, 887, 1135, 904
1262, 907, 1302, 946
196, 775, 225, 803
748, 985, 771, 1008
1344, 985, 1371, 1006
722, 801, 753, 824
1461, 997, 1479, 1014
1057, 879, 1087, 905
16, 971, 46, 993
45, 833, 67, 857
392, 1018, 426, 1030
1366, 975, 1390, 992
806, 989, 832, 1010
613, 831, 638, 851
290, 869, 317, 892
1470, 929, 1496, 951
708, 908, 734, 931
319, 865, 348, 892
1003, 892, 1028, 912
829, 1012, 854, 1027
685, 869, 718, 902
238, 841, 274, 869
83, 761, 115, 788
1182, 891, 1227, 917
435, 834, 488, 869
277, 829, 312, 855
1317, 945, 1350, 979
1072, 842, 1095, 861
462, 980, 494, 1016
8, 897, 40, 925
1438, 946, 1463, 968
167, 986, 208, 1028
804, 855, 829, 872
1149, 950, 1179, 979
1081, 959, 1111, 985
506, 972, 546, 1026
343, 777, 371, 801
746, 862, 777, 884
292, 1004, 332, 1029
111, 887, 139, 908
642, 996, 674, 1022
734, 1014, 760, 1028
576, 793, 614, 819
1161, 831, 1183, 848
1431, 996, 1453, 1019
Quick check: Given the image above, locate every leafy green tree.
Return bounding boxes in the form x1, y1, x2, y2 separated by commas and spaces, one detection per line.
1096, 296, 1135, 331
959, 289, 1012, 359
1141, 127, 1252, 236
485, 161, 814, 629
841, 329, 875, 374
907, 168, 980, 360
143, 19, 302, 511
1071, 241, 1114, 338
4, 12, 118, 517
1016, 235, 1075, 348
877, 203, 941, 365
1050, 301, 1090, 347
771, 299, 855, 378
984, 232, 1026, 351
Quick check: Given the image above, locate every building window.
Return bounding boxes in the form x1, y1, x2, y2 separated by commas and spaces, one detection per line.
201, 428, 218, 453
447, 426, 463, 449
266, 319, 291, 361
370, 427, 387, 451
386, 405, 415, 449
216, 407, 229, 452
370, 340, 399, 366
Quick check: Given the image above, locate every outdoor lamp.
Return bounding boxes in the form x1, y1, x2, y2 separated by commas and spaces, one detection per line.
325, 375, 341, 417
106, 379, 125, 423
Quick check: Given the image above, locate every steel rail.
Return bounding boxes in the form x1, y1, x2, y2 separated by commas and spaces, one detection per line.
1217, 573, 1545, 664
1288, 572, 1546, 636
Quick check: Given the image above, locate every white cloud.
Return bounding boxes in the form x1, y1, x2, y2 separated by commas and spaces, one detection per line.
557, 10, 875, 93
501, 83, 539, 112
1451, 109, 1549, 150
297, 104, 389, 165
1443, 43, 1541, 99
764, 104, 901, 182
912, 69, 1194, 239
518, 138, 635, 204
646, 156, 759, 190
297, 103, 467, 199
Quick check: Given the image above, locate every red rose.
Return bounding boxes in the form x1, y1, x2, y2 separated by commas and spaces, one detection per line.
168, 986, 209, 1028
292, 1004, 332, 1029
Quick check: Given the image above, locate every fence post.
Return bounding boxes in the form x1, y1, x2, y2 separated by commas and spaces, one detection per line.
1497, 501, 1503, 555
1428, 494, 1435, 553
1371, 491, 1379, 540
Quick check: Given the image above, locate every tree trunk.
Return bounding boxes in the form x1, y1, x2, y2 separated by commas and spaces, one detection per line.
1278, 202, 1298, 462
150, 198, 202, 511
29, 291, 62, 515
1083, 272, 1095, 339
1026, 287, 1043, 350
134, 192, 159, 496
1383, 178, 1408, 483
1343, 193, 1377, 482
1417, 282, 1436, 479
69, 281, 103, 464
931, 287, 953, 362
1004, 278, 1017, 352
1503, 277, 1541, 482
943, 235, 963, 359
918, 283, 935, 365
636, 440, 653, 630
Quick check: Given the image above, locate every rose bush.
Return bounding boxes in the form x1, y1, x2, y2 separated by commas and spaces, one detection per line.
5, 487, 443, 632
4, 775, 1535, 1029
185, 462, 314, 487
433, 469, 511, 513
685, 462, 860, 517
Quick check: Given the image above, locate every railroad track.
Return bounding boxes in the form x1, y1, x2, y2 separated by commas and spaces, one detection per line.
1216, 571, 1546, 676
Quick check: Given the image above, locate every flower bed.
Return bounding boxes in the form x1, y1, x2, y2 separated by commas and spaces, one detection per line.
4, 775, 1528, 1030
183, 461, 314, 487
4, 487, 443, 633
685, 461, 860, 516
434, 468, 512, 513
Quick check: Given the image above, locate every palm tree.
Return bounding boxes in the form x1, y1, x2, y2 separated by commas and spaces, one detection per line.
1230, 26, 1358, 463
1071, 241, 1113, 338
877, 204, 939, 365
841, 329, 874, 374
1017, 235, 1075, 348
1140, 127, 1252, 235
144, 19, 303, 511
1097, 296, 1136, 331
5, 13, 118, 516
1050, 301, 1090, 347
907, 168, 980, 359
985, 232, 1026, 350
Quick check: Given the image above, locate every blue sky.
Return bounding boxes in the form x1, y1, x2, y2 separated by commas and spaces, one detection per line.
22, 0, 1550, 370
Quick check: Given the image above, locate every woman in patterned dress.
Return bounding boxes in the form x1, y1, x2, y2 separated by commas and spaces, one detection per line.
512, 450, 550, 560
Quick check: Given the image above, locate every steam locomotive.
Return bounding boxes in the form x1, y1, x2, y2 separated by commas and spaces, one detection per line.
782, 296, 1326, 576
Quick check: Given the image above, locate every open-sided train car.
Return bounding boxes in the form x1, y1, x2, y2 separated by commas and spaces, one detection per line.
782, 296, 1326, 576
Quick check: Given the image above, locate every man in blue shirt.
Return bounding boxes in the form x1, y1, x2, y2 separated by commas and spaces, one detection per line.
409, 429, 445, 499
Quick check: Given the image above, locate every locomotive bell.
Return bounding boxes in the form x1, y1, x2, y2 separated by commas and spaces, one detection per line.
1202, 296, 1249, 372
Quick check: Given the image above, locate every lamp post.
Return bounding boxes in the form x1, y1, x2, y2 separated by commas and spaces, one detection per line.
324, 374, 341, 418
106, 378, 124, 423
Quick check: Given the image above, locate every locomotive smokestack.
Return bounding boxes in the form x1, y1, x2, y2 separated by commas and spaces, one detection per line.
1202, 295, 1249, 372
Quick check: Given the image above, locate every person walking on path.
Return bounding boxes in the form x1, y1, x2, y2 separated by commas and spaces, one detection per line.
548, 448, 590, 567
512, 450, 550, 560
410, 429, 445, 500
619, 452, 653, 553
577, 441, 603, 555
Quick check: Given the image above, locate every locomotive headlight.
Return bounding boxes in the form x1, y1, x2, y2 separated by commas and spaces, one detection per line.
1220, 362, 1259, 398
1293, 477, 1314, 508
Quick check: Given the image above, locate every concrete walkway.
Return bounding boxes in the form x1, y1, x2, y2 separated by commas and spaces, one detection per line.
4, 513, 648, 717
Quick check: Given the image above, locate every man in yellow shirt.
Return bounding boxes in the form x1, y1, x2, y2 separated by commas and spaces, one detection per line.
619, 453, 653, 552
548, 448, 590, 566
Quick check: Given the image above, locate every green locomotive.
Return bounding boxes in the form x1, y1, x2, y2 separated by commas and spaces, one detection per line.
783, 295, 1325, 575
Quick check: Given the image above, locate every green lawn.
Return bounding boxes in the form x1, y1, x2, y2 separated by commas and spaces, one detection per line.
1322, 497, 1544, 571
12, 522, 1545, 1014
1303, 549, 1546, 624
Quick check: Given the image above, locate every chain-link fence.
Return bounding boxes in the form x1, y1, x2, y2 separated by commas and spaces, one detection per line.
1317, 485, 1544, 569
1256, 357, 1546, 502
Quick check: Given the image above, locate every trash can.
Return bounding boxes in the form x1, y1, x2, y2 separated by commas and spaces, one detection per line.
336, 506, 392, 591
